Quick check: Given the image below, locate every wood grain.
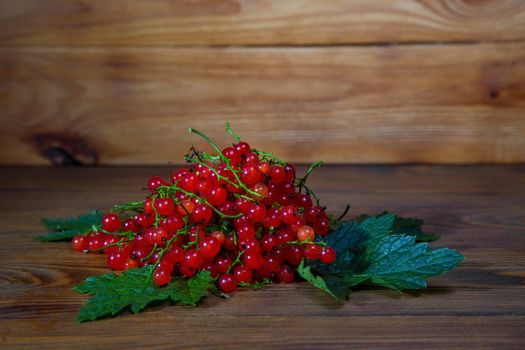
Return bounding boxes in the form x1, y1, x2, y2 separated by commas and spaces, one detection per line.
0, 165, 524, 349
1, 42, 524, 165
1, 0, 525, 46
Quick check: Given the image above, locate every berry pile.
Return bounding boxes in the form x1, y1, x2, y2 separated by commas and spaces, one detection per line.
70, 126, 336, 292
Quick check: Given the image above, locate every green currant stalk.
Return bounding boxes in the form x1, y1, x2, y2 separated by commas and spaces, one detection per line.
141, 243, 158, 262
253, 149, 286, 166
225, 121, 241, 142
295, 160, 323, 206
188, 127, 264, 199
226, 251, 245, 274
111, 201, 144, 213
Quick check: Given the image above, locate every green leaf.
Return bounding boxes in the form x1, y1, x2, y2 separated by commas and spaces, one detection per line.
356, 212, 439, 242
307, 212, 462, 297
359, 212, 395, 242
163, 271, 213, 305
37, 210, 102, 241
347, 235, 464, 290
297, 260, 338, 299
391, 214, 440, 242
74, 267, 213, 322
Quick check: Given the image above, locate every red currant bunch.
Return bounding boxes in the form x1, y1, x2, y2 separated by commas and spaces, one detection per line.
71, 125, 337, 292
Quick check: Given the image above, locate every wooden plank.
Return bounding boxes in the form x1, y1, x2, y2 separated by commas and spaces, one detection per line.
1, 0, 525, 46
0, 42, 524, 165
0, 165, 524, 349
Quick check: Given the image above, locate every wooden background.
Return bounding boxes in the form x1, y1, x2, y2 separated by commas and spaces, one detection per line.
1, 0, 524, 165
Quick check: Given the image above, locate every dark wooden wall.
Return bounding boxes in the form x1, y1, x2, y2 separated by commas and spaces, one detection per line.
1, 0, 524, 165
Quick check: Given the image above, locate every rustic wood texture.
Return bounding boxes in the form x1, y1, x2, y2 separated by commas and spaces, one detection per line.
1, 42, 524, 165
1, 0, 525, 46
0, 165, 524, 349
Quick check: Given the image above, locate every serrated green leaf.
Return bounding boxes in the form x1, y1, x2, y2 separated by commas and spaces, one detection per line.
308, 212, 462, 297
310, 221, 369, 277
74, 267, 212, 322
347, 235, 463, 290
37, 210, 102, 241
357, 212, 439, 242
162, 271, 214, 305
359, 212, 395, 242
391, 214, 440, 242
297, 260, 338, 299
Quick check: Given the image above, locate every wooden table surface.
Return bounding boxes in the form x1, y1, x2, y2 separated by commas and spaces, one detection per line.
1, 165, 524, 349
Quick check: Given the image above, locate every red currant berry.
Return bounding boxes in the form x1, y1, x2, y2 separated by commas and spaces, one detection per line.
280, 206, 299, 225
258, 254, 281, 278
233, 266, 253, 283
283, 163, 296, 182
261, 234, 277, 251
215, 255, 233, 274
143, 197, 155, 214
236, 224, 256, 241
102, 213, 121, 233
124, 259, 139, 270
303, 243, 321, 260
241, 164, 261, 186
146, 227, 169, 245
107, 250, 129, 270
209, 230, 225, 245
218, 274, 237, 292
71, 235, 87, 252
163, 215, 184, 233
153, 267, 171, 286
297, 225, 315, 242
164, 245, 184, 264
222, 147, 241, 165
87, 234, 104, 252
258, 161, 270, 174
243, 252, 263, 269
286, 245, 303, 265
278, 265, 295, 283
191, 204, 213, 224
148, 176, 167, 193
320, 247, 336, 264
199, 236, 221, 259
154, 197, 175, 216
122, 218, 139, 232
315, 219, 331, 236
269, 166, 286, 183
247, 202, 267, 223
207, 186, 227, 205
234, 142, 251, 156
181, 173, 199, 192
238, 238, 261, 254
184, 248, 204, 269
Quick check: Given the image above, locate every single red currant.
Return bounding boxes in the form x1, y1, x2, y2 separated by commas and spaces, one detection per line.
320, 246, 336, 264
102, 213, 121, 233
218, 274, 237, 292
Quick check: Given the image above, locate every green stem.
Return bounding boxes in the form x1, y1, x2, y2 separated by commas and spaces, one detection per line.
187, 128, 263, 199
141, 243, 158, 262
226, 251, 244, 274
226, 122, 241, 142
283, 240, 327, 247
253, 149, 286, 166
112, 201, 144, 213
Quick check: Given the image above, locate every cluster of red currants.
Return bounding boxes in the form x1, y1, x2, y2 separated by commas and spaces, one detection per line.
70, 134, 336, 292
